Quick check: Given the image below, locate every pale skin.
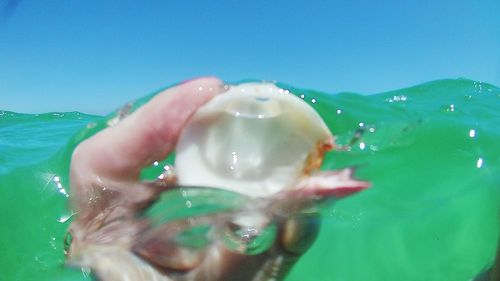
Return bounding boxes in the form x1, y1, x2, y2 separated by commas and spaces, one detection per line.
67, 77, 369, 281
70, 77, 225, 208
68, 77, 230, 279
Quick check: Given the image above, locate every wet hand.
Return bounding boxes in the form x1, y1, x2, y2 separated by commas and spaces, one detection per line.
67, 77, 226, 279
69, 77, 224, 218
66, 77, 321, 281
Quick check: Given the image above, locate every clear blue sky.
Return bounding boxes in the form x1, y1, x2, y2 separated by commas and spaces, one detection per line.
1, 0, 499, 114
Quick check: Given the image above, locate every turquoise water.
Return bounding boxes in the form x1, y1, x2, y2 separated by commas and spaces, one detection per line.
0, 79, 499, 280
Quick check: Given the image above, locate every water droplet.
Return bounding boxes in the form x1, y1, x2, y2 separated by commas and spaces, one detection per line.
232, 151, 238, 164
469, 129, 476, 138
153, 161, 159, 166
359, 142, 366, 150
57, 213, 73, 223
444, 104, 456, 112
336, 109, 342, 114
476, 158, 483, 168
300, 94, 305, 99
311, 98, 317, 104
158, 165, 175, 181
474, 81, 483, 93
53, 175, 68, 197
388, 95, 408, 102
222, 218, 277, 255
49, 237, 57, 250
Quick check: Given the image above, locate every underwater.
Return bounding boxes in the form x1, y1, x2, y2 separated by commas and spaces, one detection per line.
0, 78, 499, 280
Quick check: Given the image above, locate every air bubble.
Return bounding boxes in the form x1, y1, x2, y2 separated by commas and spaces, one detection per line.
476, 158, 483, 168
469, 129, 476, 138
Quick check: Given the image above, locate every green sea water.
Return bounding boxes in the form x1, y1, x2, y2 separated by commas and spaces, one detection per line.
0, 79, 499, 281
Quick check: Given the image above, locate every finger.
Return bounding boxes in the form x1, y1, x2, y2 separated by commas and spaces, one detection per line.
292, 168, 371, 197
71, 77, 224, 187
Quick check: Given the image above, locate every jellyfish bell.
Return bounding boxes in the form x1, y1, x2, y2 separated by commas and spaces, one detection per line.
175, 82, 336, 198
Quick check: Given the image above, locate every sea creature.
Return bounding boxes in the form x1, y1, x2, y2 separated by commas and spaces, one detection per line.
66, 82, 370, 281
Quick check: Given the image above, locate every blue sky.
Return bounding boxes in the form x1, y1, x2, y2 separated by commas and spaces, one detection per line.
1, 0, 499, 114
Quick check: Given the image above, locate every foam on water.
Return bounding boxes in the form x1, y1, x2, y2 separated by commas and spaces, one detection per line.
0, 79, 499, 281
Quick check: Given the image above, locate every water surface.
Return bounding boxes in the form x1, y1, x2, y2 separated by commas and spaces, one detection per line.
0, 79, 499, 281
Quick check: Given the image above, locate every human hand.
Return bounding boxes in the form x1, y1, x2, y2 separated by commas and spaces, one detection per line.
69, 77, 224, 219
67, 77, 227, 280
65, 77, 320, 281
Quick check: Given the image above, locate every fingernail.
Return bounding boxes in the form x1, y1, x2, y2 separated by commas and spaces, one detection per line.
180, 78, 195, 85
